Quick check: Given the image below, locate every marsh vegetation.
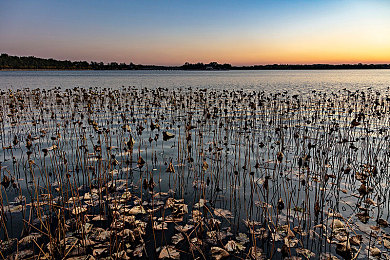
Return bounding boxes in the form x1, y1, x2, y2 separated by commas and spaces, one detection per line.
1, 86, 390, 259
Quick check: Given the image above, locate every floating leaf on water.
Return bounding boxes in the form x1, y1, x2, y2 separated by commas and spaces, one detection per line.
276, 151, 284, 162
80, 222, 93, 234
151, 122, 160, 131
128, 205, 146, 215
192, 209, 202, 218
87, 157, 99, 162
107, 145, 118, 151
255, 201, 272, 208
336, 240, 351, 257
207, 230, 232, 242
1, 175, 10, 188
83, 192, 92, 200
113, 250, 130, 260
162, 131, 175, 141
271, 232, 282, 242
384, 238, 390, 249
331, 219, 345, 230
284, 237, 298, 248
351, 119, 360, 127
190, 237, 203, 250
378, 218, 388, 227
172, 203, 188, 216
47, 144, 57, 151
165, 198, 184, 208
68, 197, 81, 204
277, 198, 284, 211
243, 219, 262, 227
123, 215, 136, 224
356, 212, 370, 223
165, 215, 183, 223
296, 248, 315, 258
118, 229, 135, 240
172, 233, 184, 245
14, 195, 26, 204
18, 233, 42, 247
346, 235, 360, 247
153, 192, 169, 199
121, 191, 132, 201
14, 249, 34, 259
369, 247, 381, 257
127, 135, 135, 150
355, 172, 368, 182
137, 156, 145, 167
293, 206, 304, 213
6, 204, 23, 213
133, 245, 144, 257
194, 198, 207, 208
236, 242, 246, 251
370, 225, 380, 231
158, 246, 180, 259
224, 240, 237, 252
202, 161, 209, 171
358, 184, 368, 196
286, 227, 295, 239
210, 247, 229, 260
334, 232, 348, 242
93, 248, 107, 258
91, 215, 107, 222
72, 206, 87, 215
147, 205, 163, 214
3, 145, 12, 150
175, 224, 194, 233
166, 162, 175, 173
214, 208, 233, 219
364, 198, 377, 206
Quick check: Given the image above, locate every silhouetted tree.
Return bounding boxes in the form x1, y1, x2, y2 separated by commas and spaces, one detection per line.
1, 53, 388, 70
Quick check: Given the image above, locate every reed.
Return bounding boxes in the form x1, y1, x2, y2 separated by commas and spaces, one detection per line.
0, 86, 389, 259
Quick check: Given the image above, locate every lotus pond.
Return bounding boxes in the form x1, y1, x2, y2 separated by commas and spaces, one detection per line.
1, 86, 390, 259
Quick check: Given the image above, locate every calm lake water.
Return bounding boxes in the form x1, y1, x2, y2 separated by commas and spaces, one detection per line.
1, 69, 390, 259
1, 70, 390, 93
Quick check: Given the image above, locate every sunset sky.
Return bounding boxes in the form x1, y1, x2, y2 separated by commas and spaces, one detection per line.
1, 0, 390, 66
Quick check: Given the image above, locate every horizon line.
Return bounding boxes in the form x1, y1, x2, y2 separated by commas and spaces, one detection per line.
2, 53, 390, 67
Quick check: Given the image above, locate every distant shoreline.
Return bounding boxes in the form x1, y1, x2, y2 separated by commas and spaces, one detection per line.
1, 53, 390, 71
0, 69, 93, 71
2, 68, 390, 71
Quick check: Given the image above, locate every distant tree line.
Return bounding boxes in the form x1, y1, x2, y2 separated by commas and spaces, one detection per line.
0, 53, 233, 70
0, 53, 132, 70
1, 53, 389, 70
181, 62, 232, 70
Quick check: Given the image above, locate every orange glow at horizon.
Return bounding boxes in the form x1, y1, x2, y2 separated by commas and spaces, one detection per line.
2, 0, 390, 66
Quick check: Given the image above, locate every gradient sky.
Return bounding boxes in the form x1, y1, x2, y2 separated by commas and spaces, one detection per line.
1, 0, 390, 65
